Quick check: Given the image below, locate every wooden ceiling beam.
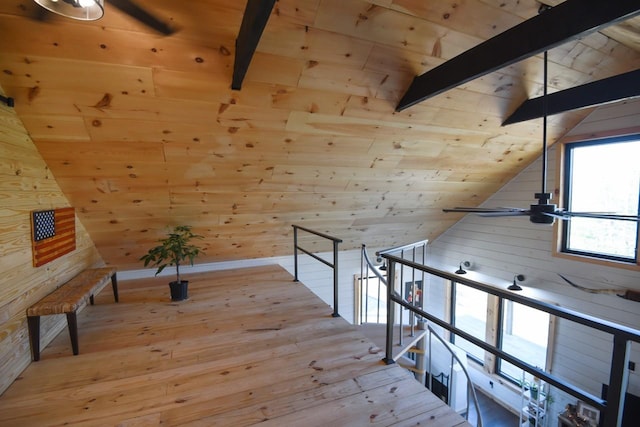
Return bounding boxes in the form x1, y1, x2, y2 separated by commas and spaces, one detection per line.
231, 0, 276, 91
396, 0, 640, 111
502, 69, 640, 125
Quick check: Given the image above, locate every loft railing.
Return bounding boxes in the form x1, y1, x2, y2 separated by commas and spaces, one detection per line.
359, 241, 428, 336
361, 242, 483, 426
359, 244, 389, 324
292, 224, 342, 317
379, 253, 640, 427
377, 240, 428, 343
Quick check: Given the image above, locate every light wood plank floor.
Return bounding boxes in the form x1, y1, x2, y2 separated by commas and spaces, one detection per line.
0, 265, 471, 426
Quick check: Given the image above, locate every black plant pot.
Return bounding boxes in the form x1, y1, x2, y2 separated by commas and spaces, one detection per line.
169, 280, 189, 301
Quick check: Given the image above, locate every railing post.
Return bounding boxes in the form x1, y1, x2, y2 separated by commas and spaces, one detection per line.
332, 240, 340, 318
360, 245, 365, 325
292, 225, 299, 282
383, 260, 396, 365
398, 249, 404, 347
603, 335, 630, 427
415, 320, 427, 384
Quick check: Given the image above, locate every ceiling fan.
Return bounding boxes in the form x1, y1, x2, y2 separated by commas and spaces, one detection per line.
32, 0, 176, 35
443, 50, 640, 225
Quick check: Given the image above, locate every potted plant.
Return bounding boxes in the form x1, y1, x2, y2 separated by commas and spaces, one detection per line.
518, 378, 540, 400
140, 225, 204, 301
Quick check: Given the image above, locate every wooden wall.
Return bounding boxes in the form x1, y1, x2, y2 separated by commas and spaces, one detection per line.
1, 0, 637, 272
0, 86, 103, 395
427, 99, 640, 413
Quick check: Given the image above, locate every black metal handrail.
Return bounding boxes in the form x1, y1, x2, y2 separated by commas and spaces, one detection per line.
362, 242, 482, 426
292, 225, 342, 317
380, 253, 640, 427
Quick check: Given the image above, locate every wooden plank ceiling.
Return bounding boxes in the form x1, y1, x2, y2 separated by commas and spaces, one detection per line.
0, 0, 639, 270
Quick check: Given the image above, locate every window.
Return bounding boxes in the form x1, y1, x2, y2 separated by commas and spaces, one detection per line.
451, 282, 487, 364
447, 283, 553, 382
355, 274, 387, 324
497, 300, 550, 382
562, 136, 640, 263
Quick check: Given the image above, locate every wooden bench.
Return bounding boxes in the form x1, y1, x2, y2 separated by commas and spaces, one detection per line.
26, 267, 118, 361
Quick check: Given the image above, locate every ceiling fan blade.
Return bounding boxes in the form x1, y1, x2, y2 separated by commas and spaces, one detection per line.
477, 211, 530, 217
552, 211, 640, 221
108, 0, 176, 35
442, 206, 521, 213
443, 207, 529, 217
27, 1, 53, 22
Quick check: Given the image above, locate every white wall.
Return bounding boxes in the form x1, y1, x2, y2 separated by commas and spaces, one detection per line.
427, 142, 640, 417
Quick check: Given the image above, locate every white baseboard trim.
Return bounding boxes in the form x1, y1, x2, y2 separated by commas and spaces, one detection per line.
117, 255, 292, 281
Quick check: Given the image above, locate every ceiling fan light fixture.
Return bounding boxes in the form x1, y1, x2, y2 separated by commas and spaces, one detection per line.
33, 0, 104, 21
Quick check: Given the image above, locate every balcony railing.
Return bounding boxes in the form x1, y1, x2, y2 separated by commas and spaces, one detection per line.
292, 224, 342, 317
379, 253, 640, 427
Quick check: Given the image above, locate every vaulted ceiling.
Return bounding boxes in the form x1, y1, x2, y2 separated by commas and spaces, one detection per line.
1, 0, 639, 270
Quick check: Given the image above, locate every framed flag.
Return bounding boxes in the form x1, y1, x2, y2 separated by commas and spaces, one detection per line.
31, 207, 76, 267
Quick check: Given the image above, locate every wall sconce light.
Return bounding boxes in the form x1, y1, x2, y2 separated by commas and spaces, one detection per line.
508, 274, 525, 291
376, 256, 387, 271
33, 0, 104, 21
455, 260, 472, 275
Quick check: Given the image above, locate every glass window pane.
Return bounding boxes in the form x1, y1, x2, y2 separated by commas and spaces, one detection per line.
564, 138, 640, 261
453, 283, 487, 362
566, 217, 637, 258
499, 301, 549, 381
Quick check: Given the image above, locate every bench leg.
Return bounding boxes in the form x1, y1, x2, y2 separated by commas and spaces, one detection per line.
27, 316, 41, 361
111, 273, 119, 303
90, 294, 95, 305
66, 312, 79, 356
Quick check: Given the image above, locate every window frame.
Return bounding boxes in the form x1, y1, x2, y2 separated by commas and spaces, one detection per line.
557, 135, 640, 267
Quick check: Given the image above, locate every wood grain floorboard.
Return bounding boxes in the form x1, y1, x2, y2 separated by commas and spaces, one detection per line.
0, 265, 471, 426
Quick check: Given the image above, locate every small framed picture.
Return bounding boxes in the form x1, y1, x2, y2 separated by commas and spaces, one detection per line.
404, 280, 423, 308
577, 400, 600, 426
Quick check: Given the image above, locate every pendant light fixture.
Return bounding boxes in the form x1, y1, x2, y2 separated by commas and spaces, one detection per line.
33, 0, 104, 21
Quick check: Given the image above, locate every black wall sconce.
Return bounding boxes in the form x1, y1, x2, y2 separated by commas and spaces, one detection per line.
508, 274, 525, 291
376, 256, 387, 271
455, 260, 472, 274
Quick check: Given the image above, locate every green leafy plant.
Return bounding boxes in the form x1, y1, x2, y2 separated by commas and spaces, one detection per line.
518, 379, 540, 398
140, 225, 204, 283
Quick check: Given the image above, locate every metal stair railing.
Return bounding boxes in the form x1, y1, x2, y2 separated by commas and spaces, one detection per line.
427, 323, 483, 427
361, 242, 483, 426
